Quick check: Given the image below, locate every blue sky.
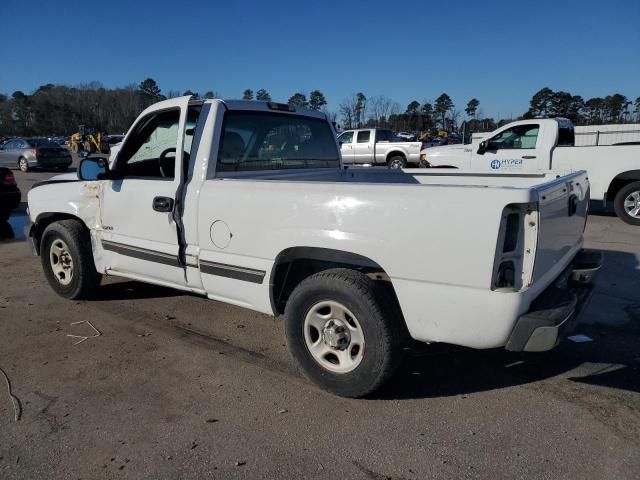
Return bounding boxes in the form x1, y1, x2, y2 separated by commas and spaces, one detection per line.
1, 0, 638, 119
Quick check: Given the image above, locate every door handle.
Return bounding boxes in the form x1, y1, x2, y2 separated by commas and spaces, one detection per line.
152, 196, 174, 212
521, 155, 536, 159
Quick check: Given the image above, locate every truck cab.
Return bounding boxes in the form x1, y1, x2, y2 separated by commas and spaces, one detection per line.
422, 119, 573, 171
421, 118, 640, 225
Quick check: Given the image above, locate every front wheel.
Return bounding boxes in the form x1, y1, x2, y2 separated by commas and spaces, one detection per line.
41, 220, 101, 299
387, 155, 407, 169
284, 268, 403, 397
614, 181, 640, 226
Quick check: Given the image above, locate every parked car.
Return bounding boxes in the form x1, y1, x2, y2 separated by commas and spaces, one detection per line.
420, 118, 640, 225
0, 167, 21, 221
338, 128, 422, 168
396, 131, 416, 141
26, 97, 600, 397
0, 137, 73, 172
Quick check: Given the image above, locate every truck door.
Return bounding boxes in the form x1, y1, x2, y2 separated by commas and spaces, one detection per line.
337, 131, 354, 164
474, 123, 542, 171
98, 97, 195, 285
353, 130, 374, 164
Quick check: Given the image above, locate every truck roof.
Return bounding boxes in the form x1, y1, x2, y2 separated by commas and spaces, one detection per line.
140, 96, 327, 120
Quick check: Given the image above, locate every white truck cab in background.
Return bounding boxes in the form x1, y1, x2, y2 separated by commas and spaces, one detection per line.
421, 118, 640, 225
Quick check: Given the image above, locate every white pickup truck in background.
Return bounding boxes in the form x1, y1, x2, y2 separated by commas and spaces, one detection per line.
421, 118, 640, 225
337, 128, 422, 168
26, 98, 601, 397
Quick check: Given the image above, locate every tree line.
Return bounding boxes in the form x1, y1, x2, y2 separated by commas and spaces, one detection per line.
1, 78, 638, 137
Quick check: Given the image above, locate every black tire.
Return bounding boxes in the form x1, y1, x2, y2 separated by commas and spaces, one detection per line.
613, 181, 640, 226
387, 155, 407, 169
40, 220, 101, 299
99, 142, 110, 154
18, 157, 29, 172
284, 268, 403, 397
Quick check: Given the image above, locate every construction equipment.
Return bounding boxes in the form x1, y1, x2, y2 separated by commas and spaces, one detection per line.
69, 125, 110, 154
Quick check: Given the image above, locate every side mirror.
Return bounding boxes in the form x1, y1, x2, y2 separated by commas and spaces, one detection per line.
477, 141, 487, 155
78, 157, 107, 180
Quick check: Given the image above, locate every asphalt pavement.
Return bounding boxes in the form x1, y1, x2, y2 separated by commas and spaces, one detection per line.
0, 156, 638, 479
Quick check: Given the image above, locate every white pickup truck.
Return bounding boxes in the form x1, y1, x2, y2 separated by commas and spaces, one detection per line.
337, 128, 422, 168
26, 97, 601, 397
420, 118, 640, 225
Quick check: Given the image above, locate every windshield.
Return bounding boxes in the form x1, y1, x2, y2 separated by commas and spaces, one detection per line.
217, 111, 339, 171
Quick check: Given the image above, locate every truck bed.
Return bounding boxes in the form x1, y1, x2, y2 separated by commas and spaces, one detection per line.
217, 167, 568, 189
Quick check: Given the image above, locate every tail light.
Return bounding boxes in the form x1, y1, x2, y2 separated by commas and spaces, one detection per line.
3, 171, 16, 185
491, 203, 538, 291
30, 148, 38, 157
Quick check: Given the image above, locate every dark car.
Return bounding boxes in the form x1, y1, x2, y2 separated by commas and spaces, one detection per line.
0, 167, 21, 221
0, 137, 72, 172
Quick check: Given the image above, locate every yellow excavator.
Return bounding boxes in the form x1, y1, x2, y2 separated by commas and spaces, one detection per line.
69, 125, 110, 154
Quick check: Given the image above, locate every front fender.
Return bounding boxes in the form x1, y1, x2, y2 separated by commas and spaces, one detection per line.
27, 181, 104, 271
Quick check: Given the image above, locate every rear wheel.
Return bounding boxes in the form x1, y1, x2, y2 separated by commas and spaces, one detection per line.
18, 157, 29, 172
99, 142, 110, 154
284, 268, 403, 397
614, 181, 640, 226
387, 155, 407, 169
41, 220, 101, 299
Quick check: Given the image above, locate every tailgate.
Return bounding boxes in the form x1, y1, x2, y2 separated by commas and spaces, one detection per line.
532, 171, 589, 284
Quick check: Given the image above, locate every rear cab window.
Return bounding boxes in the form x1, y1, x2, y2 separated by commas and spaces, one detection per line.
216, 111, 339, 172
375, 130, 392, 142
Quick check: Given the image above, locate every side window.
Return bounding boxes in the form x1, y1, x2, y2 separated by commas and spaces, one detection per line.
338, 131, 353, 144
116, 110, 181, 179
3, 141, 16, 149
487, 124, 539, 150
357, 131, 371, 143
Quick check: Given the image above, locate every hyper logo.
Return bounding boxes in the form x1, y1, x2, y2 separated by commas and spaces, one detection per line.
490, 159, 523, 170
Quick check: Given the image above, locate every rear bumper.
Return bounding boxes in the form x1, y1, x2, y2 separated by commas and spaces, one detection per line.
505, 250, 603, 352
32, 157, 72, 167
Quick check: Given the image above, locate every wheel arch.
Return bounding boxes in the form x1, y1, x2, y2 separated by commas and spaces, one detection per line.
606, 170, 640, 203
269, 246, 407, 328
385, 150, 406, 162
30, 212, 87, 255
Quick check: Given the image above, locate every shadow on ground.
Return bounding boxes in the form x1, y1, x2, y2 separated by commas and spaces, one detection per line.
376, 324, 640, 400
94, 280, 188, 301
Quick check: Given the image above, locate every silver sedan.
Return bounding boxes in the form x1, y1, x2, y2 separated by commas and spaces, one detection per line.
0, 137, 72, 172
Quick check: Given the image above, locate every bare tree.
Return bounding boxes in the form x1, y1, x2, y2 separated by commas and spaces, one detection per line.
339, 96, 358, 129
369, 95, 394, 127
